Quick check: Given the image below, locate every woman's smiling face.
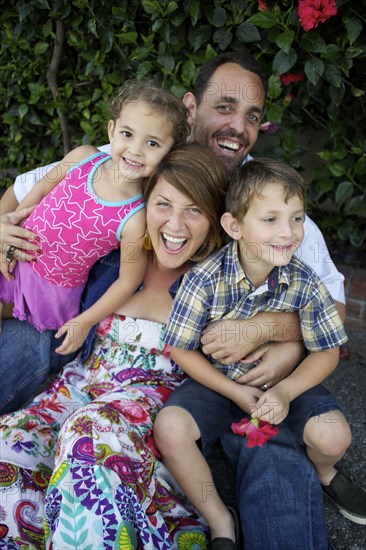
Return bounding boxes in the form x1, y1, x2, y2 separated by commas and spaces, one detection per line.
146, 177, 211, 269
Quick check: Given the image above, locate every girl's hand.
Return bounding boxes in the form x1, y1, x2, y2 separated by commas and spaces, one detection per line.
252, 385, 291, 425
55, 315, 93, 355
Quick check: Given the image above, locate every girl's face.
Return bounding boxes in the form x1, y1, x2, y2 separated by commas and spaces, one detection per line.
108, 101, 175, 182
146, 177, 211, 269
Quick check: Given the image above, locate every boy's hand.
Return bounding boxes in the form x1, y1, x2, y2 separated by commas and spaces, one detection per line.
55, 315, 92, 355
232, 384, 263, 416
252, 385, 291, 425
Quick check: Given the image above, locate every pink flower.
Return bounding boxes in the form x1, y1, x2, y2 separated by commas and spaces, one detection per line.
280, 73, 305, 85
231, 417, 279, 448
258, 0, 269, 10
260, 121, 280, 134
298, 0, 337, 32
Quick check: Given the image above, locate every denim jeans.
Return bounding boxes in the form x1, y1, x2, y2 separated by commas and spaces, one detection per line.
221, 428, 329, 550
0, 250, 120, 414
0, 319, 74, 413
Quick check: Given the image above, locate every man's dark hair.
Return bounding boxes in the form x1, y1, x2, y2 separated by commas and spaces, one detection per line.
193, 51, 267, 104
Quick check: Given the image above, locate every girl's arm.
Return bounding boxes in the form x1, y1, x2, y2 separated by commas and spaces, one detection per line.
55, 209, 147, 355
170, 347, 263, 415
17, 145, 98, 210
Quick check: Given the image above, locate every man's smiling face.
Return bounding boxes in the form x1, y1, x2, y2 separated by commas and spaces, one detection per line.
185, 63, 265, 174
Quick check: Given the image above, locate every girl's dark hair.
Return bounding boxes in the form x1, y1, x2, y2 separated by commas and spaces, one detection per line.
109, 79, 190, 146
144, 143, 229, 261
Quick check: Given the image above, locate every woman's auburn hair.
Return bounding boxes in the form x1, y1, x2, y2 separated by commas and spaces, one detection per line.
144, 143, 228, 261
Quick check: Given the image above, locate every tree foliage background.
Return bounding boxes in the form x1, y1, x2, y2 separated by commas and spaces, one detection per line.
1, 0, 365, 251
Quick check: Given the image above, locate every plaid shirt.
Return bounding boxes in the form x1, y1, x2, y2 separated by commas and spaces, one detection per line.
164, 241, 348, 380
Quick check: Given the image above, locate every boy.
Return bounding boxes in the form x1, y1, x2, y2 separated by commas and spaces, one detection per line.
154, 158, 349, 549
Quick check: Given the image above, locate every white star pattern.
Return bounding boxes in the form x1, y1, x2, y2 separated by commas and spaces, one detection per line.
23, 153, 144, 288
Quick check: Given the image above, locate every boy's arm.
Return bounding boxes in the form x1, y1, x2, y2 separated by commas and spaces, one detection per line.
171, 347, 262, 415
254, 346, 340, 425
55, 210, 147, 355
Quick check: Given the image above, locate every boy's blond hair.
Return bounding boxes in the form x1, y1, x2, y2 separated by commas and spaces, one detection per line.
226, 158, 306, 220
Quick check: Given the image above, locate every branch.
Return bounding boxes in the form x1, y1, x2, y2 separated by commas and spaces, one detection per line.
46, 19, 71, 154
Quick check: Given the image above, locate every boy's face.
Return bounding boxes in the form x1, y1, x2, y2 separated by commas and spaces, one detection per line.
184, 63, 265, 174
234, 183, 305, 283
108, 101, 174, 183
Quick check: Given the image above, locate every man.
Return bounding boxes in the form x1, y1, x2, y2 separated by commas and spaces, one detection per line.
1, 52, 362, 548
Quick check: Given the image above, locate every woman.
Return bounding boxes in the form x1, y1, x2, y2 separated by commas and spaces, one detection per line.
0, 144, 228, 549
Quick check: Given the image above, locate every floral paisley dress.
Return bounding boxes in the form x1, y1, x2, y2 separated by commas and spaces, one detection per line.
0, 314, 208, 549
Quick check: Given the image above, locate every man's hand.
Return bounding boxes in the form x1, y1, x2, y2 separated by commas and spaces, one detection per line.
0, 207, 39, 273
235, 341, 305, 388
55, 314, 93, 355
201, 319, 262, 364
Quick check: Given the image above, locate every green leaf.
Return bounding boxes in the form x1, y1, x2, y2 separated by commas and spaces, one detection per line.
164, 2, 178, 16
116, 32, 138, 44
266, 103, 283, 123
189, 1, 200, 25
300, 31, 326, 53
329, 82, 345, 106
276, 31, 295, 54
323, 63, 341, 87
18, 104, 28, 119
247, 11, 277, 29
304, 57, 324, 86
157, 54, 175, 71
211, 7, 227, 27
329, 163, 345, 178
267, 74, 282, 100
34, 42, 49, 55
272, 49, 297, 75
347, 196, 366, 216
345, 17, 362, 45
188, 25, 212, 51
181, 60, 196, 84
213, 28, 232, 50
336, 182, 353, 205
345, 47, 363, 59
236, 22, 260, 43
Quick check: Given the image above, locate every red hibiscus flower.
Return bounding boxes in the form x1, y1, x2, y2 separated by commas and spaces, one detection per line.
298, 0, 337, 32
258, 0, 269, 10
280, 73, 305, 85
231, 417, 279, 448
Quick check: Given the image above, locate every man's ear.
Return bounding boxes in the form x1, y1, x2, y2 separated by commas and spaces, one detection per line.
107, 120, 115, 143
182, 92, 197, 132
221, 212, 242, 240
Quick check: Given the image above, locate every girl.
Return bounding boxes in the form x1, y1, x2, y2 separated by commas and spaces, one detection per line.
0, 79, 189, 355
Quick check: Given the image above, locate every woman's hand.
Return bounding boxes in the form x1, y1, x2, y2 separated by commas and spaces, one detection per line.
0, 207, 39, 272
235, 341, 305, 389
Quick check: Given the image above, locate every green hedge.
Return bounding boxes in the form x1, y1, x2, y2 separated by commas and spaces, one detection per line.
1, 0, 365, 249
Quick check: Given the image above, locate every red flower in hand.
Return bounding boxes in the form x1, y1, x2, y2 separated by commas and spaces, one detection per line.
231, 417, 279, 448
298, 0, 337, 32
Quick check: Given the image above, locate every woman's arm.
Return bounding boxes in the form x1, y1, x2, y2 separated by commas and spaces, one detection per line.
55, 210, 147, 355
